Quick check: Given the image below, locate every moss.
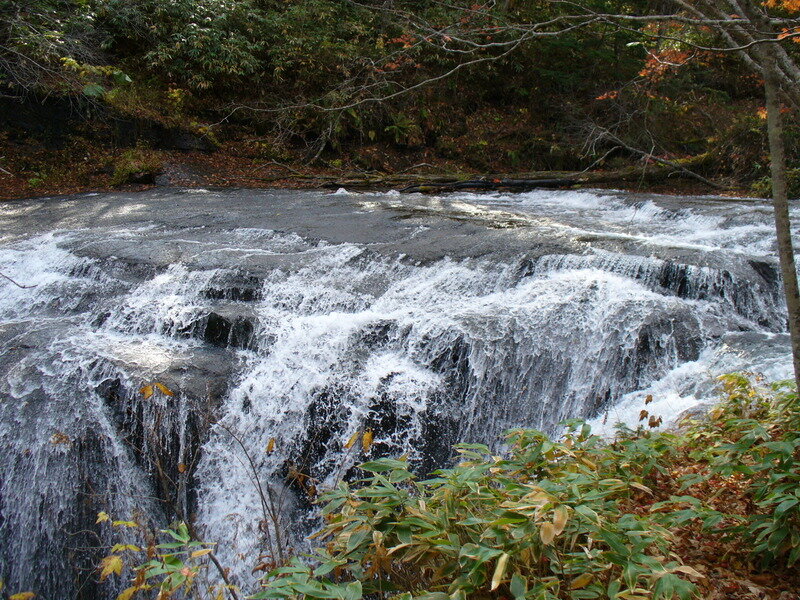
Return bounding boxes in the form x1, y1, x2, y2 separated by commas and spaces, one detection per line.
751, 168, 800, 199
110, 147, 162, 186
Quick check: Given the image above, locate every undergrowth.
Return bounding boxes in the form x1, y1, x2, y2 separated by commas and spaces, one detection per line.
82, 374, 800, 600
110, 146, 163, 186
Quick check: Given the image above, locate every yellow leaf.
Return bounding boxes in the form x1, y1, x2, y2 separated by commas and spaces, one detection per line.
110, 544, 141, 553
177, 463, 187, 473
96, 511, 110, 524
540, 522, 556, 545
344, 430, 360, 449
140, 385, 153, 399
521, 488, 551, 504
117, 587, 139, 600
10, 593, 36, 600
672, 565, 705, 579
386, 543, 412, 554
569, 573, 594, 590
491, 553, 510, 591
553, 506, 569, 535
190, 548, 214, 559
99, 555, 123, 582
266, 438, 275, 454
154, 383, 174, 397
112, 520, 138, 528
644, 394, 653, 405
362, 430, 374, 452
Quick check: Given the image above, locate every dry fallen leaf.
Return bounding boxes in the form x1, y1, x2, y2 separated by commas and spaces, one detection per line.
154, 382, 174, 396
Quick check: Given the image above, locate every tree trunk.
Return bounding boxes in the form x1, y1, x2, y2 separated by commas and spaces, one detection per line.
764, 59, 800, 391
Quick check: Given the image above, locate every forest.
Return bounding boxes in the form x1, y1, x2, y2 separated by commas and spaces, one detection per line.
1, 0, 798, 196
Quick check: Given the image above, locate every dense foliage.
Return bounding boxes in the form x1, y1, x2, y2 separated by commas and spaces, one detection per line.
4, 0, 799, 187
256, 431, 697, 600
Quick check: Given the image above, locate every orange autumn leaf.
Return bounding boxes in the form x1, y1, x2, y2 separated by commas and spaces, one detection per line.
154, 383, 174, 396
362, 430, 374, 452
766, 0, 800, 11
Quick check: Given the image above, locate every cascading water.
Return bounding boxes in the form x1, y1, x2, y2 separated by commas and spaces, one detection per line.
0, 187, 793, 598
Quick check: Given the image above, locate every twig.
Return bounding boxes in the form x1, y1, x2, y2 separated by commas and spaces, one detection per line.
577, 147, 618, 175
396, 163, 438, 174
216, 421, 286, 564
184, 521, 241, 600
252, 161, 305, 176
208, 551, 241, 600
593, 127, 724, 190
0, 271, 36, 288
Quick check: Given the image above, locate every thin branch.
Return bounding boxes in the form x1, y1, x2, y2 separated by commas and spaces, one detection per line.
0, 271, 36, 288
592, 126, 724, 189
212, 17, 602, 125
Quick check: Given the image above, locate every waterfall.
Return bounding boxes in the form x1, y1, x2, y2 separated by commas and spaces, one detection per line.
0, 188, 793, 598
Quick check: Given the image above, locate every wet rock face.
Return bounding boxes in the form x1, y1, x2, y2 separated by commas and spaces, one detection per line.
203, 277, 262, 302
96, 376, 212, 521
202, 312, 255, 349
749, 259, 780, 287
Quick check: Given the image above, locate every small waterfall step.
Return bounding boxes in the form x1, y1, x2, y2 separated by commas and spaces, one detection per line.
0, 187, 793, 599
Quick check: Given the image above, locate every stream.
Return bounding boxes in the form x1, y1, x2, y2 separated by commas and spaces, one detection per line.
0, 187, 793, 598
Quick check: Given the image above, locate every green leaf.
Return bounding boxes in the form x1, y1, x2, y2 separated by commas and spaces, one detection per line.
510, 572, 527, 599
112, 71, 132, 85
290, 582, 342, 599
358, 459, 407, 472
82, 83, 106, 97
775, 498, 799, 516
346, 530, 369, 553
343, 581, 362, 600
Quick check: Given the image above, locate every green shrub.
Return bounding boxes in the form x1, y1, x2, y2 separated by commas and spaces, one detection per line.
751, 168, 800, 199
95, 519, 229, 600
256, 425, 698, 600
683, 375, 800, 567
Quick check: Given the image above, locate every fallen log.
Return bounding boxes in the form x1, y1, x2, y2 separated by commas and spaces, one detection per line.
319, 163, 723, 193
399, 178, 578, 193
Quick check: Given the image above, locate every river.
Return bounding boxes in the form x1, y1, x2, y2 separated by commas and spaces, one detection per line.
0, 187, 793, 598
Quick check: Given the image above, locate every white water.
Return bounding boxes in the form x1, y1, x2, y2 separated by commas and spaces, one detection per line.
0, 187, 793, 597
